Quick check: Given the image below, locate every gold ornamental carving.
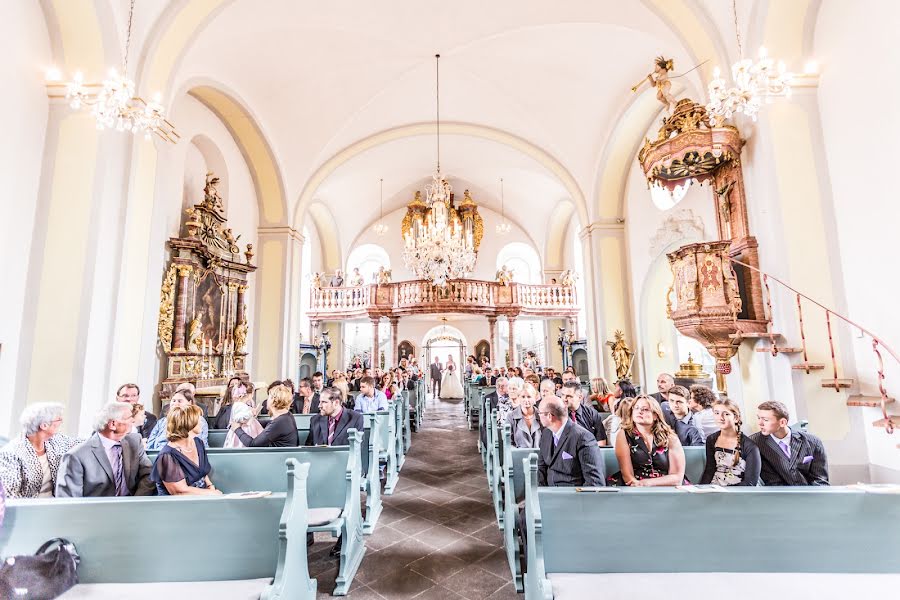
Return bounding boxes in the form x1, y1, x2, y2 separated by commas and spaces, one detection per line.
188, 312, 204, 352
176, 264, 193, 277
233, 319, 248, 352
157, 265, 177, 351
401, 188, 484, 252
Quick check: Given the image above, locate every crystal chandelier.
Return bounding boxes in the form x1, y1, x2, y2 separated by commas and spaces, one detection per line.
706, 0, 792, 125
47, 0, 179, 143
496, 178, 511, 235
402, 54, 479, 287
373, 178, 388, 236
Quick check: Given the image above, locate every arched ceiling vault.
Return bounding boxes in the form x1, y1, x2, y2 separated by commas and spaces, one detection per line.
306, 202, 342, 272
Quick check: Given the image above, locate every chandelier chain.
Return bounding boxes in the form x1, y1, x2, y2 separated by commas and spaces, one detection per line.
124, 0, 136, 74
435, 54, 441, 173
731, 0, 743, 59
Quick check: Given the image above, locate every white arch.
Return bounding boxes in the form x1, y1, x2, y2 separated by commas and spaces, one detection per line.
346, 243, 391, 283
421, 324, 469, 351
497, 242, 542, 284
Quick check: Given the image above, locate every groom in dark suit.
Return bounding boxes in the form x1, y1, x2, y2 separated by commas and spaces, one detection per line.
429, 356, 443, 397
537, 396, 605, 487
751, 400, 829, 486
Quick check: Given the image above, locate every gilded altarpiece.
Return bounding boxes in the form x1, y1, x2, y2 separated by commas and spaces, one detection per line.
157, 174, 256, 397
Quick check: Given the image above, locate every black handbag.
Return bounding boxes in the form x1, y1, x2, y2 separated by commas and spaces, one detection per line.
0, 538, 80, 599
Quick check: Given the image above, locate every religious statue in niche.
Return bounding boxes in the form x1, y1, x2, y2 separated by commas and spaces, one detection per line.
376, 266, 392, 284
496, 265, 514, 286
233, 318, 248, 352
312, 272, 325, 289
196, 274, 223, 349
715, 181, 735, 239
188, 312, 204, 351
631, 56, 677, 113
606, 330, 634, 381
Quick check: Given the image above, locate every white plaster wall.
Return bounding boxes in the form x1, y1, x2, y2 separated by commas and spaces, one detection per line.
138, 94, 259, 410
349, 205, 539, 282
0, 2, 51, 434
815, 0, 900, 473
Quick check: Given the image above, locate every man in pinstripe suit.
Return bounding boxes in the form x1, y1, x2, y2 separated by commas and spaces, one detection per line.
751, 401, 829, 486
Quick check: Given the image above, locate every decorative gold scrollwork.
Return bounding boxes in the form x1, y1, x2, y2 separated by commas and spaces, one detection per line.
157, 265, 177, 351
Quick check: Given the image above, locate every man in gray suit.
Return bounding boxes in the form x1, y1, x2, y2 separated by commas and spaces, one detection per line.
429, 356, 443, 397
751, 400, 829, 486
56, 402, 155, 497
537, 396, 605, 487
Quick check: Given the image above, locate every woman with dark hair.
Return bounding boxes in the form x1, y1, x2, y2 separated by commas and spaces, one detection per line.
689, 384, 718, 440
700, 398, 761, 486
213, 376, 245, 428
610, 395, 685, 486
614, 379, 637, 399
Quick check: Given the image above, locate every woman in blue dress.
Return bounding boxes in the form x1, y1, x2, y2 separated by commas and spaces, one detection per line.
150, 405, 221, 496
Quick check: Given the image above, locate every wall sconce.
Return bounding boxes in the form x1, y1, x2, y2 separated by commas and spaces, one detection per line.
656, 342, 666, 358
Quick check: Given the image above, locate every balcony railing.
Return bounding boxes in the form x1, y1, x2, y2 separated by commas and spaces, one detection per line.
308, 278, 579, 320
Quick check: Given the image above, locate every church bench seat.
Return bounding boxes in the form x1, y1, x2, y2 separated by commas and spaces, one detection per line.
1, 460, 316, 600
380, 405, 401, 495
146, 433, 366, 596
521, 454, 900, 600
496, 425, 708, 592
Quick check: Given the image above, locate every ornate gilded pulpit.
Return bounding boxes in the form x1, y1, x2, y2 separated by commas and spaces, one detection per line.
157, 174, 256, 398
639, 99, 769, 390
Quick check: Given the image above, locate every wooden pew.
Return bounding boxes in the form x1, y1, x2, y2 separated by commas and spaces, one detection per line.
382, 402, 401, 495
361, 412, 385, 534
0, 459, 316, 599
400, 391, 412, 453
146, 433, 367, 596
522, 454, 900, 599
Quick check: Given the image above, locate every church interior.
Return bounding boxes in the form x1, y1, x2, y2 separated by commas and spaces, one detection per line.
2, 0, 900, 598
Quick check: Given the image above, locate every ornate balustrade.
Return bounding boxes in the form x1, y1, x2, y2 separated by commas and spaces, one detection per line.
307, 279, 579, 320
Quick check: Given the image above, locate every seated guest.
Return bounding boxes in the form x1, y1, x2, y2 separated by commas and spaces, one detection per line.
213, 381, 254, 429
130, 403, 147, 440
481, 376, 510, 448
524, 373, 541, 391
231, 385, 299, 447
293, 378, 320, 414
259, 380, 284, 415
381, 373, 395, 399
664, 385, 704, 447
538, 379, 557, 406
688, 385, 718, 440
507, 383, 542, 449
481, 367, 496, 386
332, 376, 350, 406
588, 377, 613, 411
561, 368, 578, 386
116, 383, 156, 438
502, 377, 525, 423
309, 388, 365, 446
603, 394, 634, 442
0, 403, 81, 498
150, 406, 221, 496
223, 401, 264, 448
614, 378, 637, 401
610, 395, 685, 486
175, 381, 208, 417
355, 376, 389, 413
56, 402, 155, 497
536, 396, 604, 486
700, 398, 761, 486
559, 381, 608, 446
751, 400, 829, 486
650, 373, 675, 406
146, 390, 209, 451
312, 371, 326, 396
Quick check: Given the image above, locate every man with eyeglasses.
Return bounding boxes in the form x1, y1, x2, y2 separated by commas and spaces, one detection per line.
115, 383, 156, 439
536, 396, 604, 487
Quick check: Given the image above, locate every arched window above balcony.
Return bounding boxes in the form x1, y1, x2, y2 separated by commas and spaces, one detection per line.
496, 242, 541, 284
347, 243, 390, 284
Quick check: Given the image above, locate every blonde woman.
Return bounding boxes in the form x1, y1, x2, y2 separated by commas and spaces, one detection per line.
699, 398, 761, 486
611, 395, 685, 486
506, 383, 542, 448
150, 406, 220, 496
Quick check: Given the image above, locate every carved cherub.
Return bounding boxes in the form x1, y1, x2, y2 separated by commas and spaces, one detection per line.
560, 269, 578, 287
496, 265, 514, 286
311, 272, 325, 289
632, 56, 677, 113
376, 266, 392, 284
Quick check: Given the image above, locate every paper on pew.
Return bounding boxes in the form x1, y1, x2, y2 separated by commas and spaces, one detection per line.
223, 491, 273, 499
676, 484, 727, 493
847, 483, 900, 494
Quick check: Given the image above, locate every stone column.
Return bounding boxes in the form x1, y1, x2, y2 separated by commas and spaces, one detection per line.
390, 317, 400, 367
507, 316, 517, 366
309, 320, 320, 346
487, 316, 497, 365
172, 264, 193, 352
371, 317, 380, 370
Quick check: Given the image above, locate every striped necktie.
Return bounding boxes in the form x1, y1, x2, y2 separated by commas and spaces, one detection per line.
328, 417, 337, 445
111, 444, 129, 496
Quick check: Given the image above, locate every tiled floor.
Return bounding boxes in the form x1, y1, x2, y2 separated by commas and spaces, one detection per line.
310, 395, 519, 599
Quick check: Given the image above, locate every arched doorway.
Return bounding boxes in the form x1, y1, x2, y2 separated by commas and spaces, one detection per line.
422, 323, 468, 398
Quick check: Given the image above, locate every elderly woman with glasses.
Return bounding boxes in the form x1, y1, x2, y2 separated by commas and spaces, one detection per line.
0, 403, 82, 498
609, 395, 686, 487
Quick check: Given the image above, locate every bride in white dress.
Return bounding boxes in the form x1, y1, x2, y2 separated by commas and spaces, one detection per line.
440, 355, 465, 399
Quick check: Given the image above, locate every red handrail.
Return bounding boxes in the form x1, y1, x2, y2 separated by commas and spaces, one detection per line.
731, 258, 898, 433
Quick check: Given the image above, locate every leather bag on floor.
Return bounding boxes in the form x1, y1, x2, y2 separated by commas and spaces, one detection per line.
0, 538, 80, 599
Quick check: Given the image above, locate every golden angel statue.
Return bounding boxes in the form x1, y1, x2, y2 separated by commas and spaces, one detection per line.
311, 272, 325, 289
233, 319, 248, 352
496, 265, 514, 286
376, 266, 392, 284
632, 56, 677, 113
606, 330, 634, 381
188, 311, 205, 352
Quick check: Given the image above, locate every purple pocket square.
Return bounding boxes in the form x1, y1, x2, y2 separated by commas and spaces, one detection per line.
802, 455, 814, 464
561, 451, 573, 460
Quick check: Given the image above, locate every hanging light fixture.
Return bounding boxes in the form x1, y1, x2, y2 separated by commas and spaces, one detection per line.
706, 0, 792, 125
373, 178, 388, 236
46, 0, 179, 143
496, 178, 511, 235
402, 54, 480, 287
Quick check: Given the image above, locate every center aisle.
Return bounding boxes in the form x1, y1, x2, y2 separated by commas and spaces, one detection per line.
310, 395, 518, 599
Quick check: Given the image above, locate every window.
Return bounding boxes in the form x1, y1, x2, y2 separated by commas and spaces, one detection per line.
496, 242, 541, 284
347, 244, 390, 283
